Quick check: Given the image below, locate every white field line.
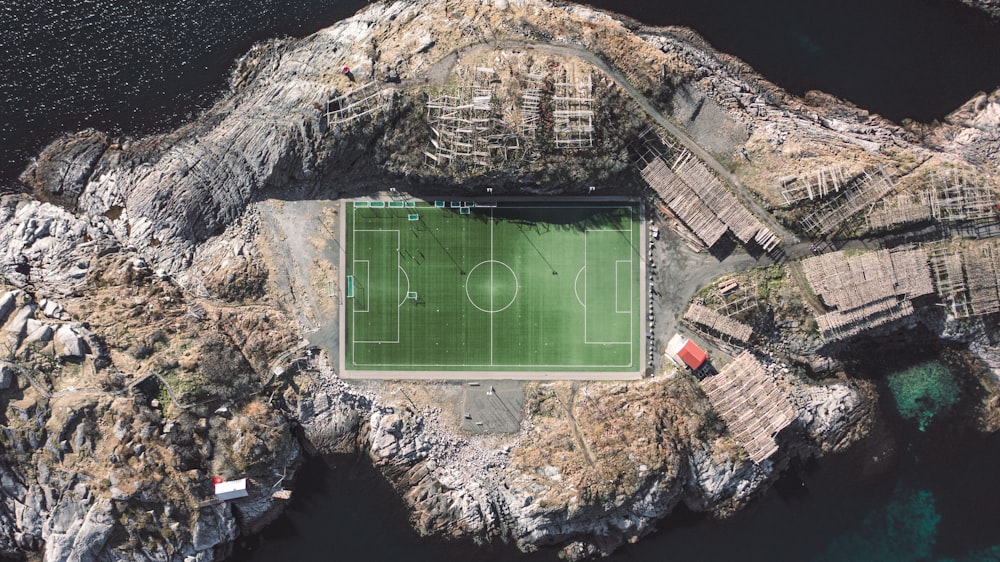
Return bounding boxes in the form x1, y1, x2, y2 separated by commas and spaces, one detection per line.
615, 260, 632, 314
584, 228, 632, 346
352, 228, 400, 345
490, 208, 494, 366
353, 261, 370, 312
350, 203, 639, 370
630, 205, 635, 367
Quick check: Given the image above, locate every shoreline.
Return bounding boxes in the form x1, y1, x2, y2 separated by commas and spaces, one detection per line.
1, 0, 998, 560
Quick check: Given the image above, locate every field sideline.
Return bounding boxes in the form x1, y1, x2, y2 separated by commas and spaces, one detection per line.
338, 198, 646, 380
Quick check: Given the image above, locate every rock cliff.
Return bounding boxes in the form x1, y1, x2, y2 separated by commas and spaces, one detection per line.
291, 356, 867, 559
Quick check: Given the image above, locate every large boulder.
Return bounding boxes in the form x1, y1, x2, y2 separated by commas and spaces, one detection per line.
0, 291, 18, 325
0, 362, 14, 389
191, 504, 238, 552
54, 326, 88, 360
0, 199, 109, 296
23, 320, 53, 345
5, 305, 36, 338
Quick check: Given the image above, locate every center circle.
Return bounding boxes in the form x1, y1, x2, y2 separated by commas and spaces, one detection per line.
465, 260, 518, 313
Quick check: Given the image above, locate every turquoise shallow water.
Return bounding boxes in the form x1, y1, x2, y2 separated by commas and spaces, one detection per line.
816, 487, 941, 562
817, 482, 1000, 562
3, 1, 1000, 560
233, 351, 1000, 562
888, 361, 962, 431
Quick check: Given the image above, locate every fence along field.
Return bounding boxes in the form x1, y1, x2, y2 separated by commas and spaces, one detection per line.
340, 199, 644, 378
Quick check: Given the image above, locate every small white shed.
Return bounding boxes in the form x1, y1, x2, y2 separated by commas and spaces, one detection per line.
214, 478, 249, 501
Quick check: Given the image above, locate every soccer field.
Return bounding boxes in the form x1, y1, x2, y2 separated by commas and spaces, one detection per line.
340, 199, 644, 377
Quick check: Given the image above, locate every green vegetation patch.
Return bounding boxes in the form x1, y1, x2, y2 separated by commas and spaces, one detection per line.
887, 361, 960, 431
343, 200, 642, 372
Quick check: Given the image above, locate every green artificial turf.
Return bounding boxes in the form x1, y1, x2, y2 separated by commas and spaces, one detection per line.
343, 200, 642, 372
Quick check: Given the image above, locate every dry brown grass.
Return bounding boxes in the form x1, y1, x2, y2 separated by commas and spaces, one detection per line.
512, 376, 717, 504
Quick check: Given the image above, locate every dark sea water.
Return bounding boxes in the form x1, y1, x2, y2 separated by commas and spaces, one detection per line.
4, 0, 1000, 188
585, 0, 1000, 124
0, 0, 361, 188
3, 1, 1000, 561
232, 346, 1000, 562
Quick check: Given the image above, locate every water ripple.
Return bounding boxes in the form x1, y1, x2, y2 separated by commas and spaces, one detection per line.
1, 0, 362, 186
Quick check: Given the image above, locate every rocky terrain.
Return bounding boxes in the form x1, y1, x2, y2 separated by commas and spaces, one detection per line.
2, 0, 999, 561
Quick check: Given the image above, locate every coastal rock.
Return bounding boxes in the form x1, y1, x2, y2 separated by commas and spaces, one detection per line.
4, 0, 998, 560
5, 304, 36, 338
54, 325, 88, 359
0, 198, 111, 296
0, 362, 14, 389
19, 130, 109, 209
297, 377, 371, 453
0, 291, 18, 325
369, 408, 431, 464
683, 446, 768, 512
23, 321, 53, 345
192, 504, 238, 552
49, 498, 115, 562
61, 2, 417, 275
931, 88, 1000, 168
793, 380, 868, 452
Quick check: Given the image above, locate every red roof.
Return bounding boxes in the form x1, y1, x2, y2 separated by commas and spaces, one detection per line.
678, 340, 707, 370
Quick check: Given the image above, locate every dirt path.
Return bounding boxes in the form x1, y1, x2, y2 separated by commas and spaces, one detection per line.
561, 383, 597, 466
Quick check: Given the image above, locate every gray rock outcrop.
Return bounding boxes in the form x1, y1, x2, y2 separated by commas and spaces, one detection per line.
19, 130, 109, 208
0, 198, 111, 296
4, 0, 997, 560
191, 505, 238, 553
5, 304, 35, 337
296, 352, 863, 560
53, 325, 88, 360
0, 291, 18, 325
0, 362, 14, 389
58, 2, 415, 274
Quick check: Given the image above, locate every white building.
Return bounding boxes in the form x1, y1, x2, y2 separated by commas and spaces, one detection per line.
214, 478, 249, 501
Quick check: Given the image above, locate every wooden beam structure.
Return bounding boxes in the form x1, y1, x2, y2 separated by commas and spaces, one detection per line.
700, 352, 796, 464
866, 191, 934, 231
425, 66, 522, 169
801, 247, 932, 341
890, 248, 936, 299
965, 243, 1000, 315
779, 164, 851, 207
684, 303, 753, 344
815, 298, 914, 341
552, 67, 593, 149
801, 167, 896, 236
519, 73, 544, 139
929, 240, 1000, 318
638, 148, 780, 252
325, 82, 391, 127
672, 152, 779, 250
641, 158, 728, 248
930, 170, 997, 223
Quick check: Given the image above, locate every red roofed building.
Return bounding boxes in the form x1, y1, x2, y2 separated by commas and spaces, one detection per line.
678, 340, 707, 369
666, 334, 707, 370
